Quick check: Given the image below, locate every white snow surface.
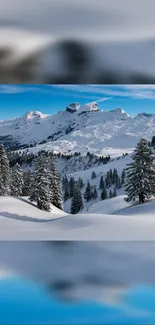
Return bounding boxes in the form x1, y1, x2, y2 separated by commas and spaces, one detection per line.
0, 106, 155, 157
1, 195, 155, 240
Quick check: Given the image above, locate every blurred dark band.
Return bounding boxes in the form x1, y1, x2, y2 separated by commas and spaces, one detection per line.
0, 0, 155, 83
1, 38, 155, 84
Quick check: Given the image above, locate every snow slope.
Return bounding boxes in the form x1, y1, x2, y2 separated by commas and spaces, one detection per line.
1, 105, 155, 156
1, 195, 155, 240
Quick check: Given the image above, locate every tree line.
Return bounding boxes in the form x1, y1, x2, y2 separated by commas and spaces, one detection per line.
0, 145, 62, 212
62, 168, 126, 214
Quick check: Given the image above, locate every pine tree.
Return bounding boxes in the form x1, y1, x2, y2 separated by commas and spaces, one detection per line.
30, 156, 51, 211
121, 169, 126, 185
10, 163, 24, 197
78, 177, 84, 189
151, 136, 155, 147
91, 171, 96, 179
69, 177, 75, 197
105, 171, 111, 188
62, 174, 68, 191
125, 138, 155, 203
116, 176, 121, 189
109, 189, 113, 199
64, 185, 70, 202
84, 181, 92, 201
0, 145, 10, 196
70, 184, 83, 214
48, 154, 62, 210
109, 168, 113, 182
99, 176, 104, 189
101, 185, 107, 200
113, 187, 117, 197
112, 168, 118, 184
22, 170, 33, 196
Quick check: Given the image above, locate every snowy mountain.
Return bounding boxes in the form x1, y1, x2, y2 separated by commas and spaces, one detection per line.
0, 103, 155, 157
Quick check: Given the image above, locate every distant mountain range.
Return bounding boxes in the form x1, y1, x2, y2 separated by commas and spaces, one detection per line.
0, 102, 154, 156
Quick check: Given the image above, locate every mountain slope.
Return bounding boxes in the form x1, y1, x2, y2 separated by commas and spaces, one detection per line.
0, 104, 155, 156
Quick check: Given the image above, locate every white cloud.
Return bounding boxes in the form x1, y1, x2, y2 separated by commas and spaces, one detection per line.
54, 85, 155, 100
1, 84, 155, 102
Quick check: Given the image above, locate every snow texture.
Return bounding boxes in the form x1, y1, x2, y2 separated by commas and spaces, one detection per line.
0, 195, 155, 240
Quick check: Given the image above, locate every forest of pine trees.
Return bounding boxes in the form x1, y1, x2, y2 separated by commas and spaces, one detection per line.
0, 145, 63, 212
2, 136, 155, 214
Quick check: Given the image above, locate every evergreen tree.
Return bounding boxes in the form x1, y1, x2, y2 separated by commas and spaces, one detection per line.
101, 185, 107, 200
113, 187, 117, 197
121, 169, 126, 185
99, 176, 104, 189
0, 145, 10, 195
105, 172, 111, 188
78, 177, 84, 189
62, 174, 68, 191
64, 185, 70, 202
84, 181, 92, 201
48, 154, 63, 210
92, 187, 98, 199
69, 177, 76, 197
116, 176, 121, 189
109, 168, 113, 182
10, 163, 24, 197
112, 168, 118, 184
125, 138, 155, 203
109, 189, 113, 199
22, 170, 33, 196
91, 171, 96, 179
151, 136, 155, 147
30, 156, 51, 211
70, 184, 83, 214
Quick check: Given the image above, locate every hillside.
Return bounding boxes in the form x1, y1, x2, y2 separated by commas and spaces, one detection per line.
1, 196, 155, 240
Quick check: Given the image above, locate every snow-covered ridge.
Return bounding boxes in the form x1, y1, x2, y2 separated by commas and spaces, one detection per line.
23, 111, 48, 121
0, 104, 155, 155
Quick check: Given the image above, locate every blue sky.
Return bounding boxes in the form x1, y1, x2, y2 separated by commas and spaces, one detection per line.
1, 85, 155, 120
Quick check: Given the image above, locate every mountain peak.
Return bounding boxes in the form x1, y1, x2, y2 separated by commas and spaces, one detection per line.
109, 108, 129, 117
78, 102, 99, 113
23, 111, 47, 120
66, 103, 80, 113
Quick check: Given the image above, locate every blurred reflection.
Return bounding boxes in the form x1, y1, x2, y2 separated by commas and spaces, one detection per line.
1, 241, 155, 324
0, 0, 155, 83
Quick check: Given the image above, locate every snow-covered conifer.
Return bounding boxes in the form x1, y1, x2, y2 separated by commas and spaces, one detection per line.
105, 171, 111, 188
101, 185, 107, 200
22, 170, 33, 196
125, 138, 155, 203
91, 171, 96, 179
99, 176, 104, 189
121, 169, 126, 185
64, 185, 70, 202
70, 184, 83, 214
48, 153, 62, 210
0, 145, 10, 195
78, 177, 84, 189
84, 181, 92, 201
113, 187, 117, 197
69, 177, 76, 197
10, 163, 24, 197
30, 156, 51, 211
